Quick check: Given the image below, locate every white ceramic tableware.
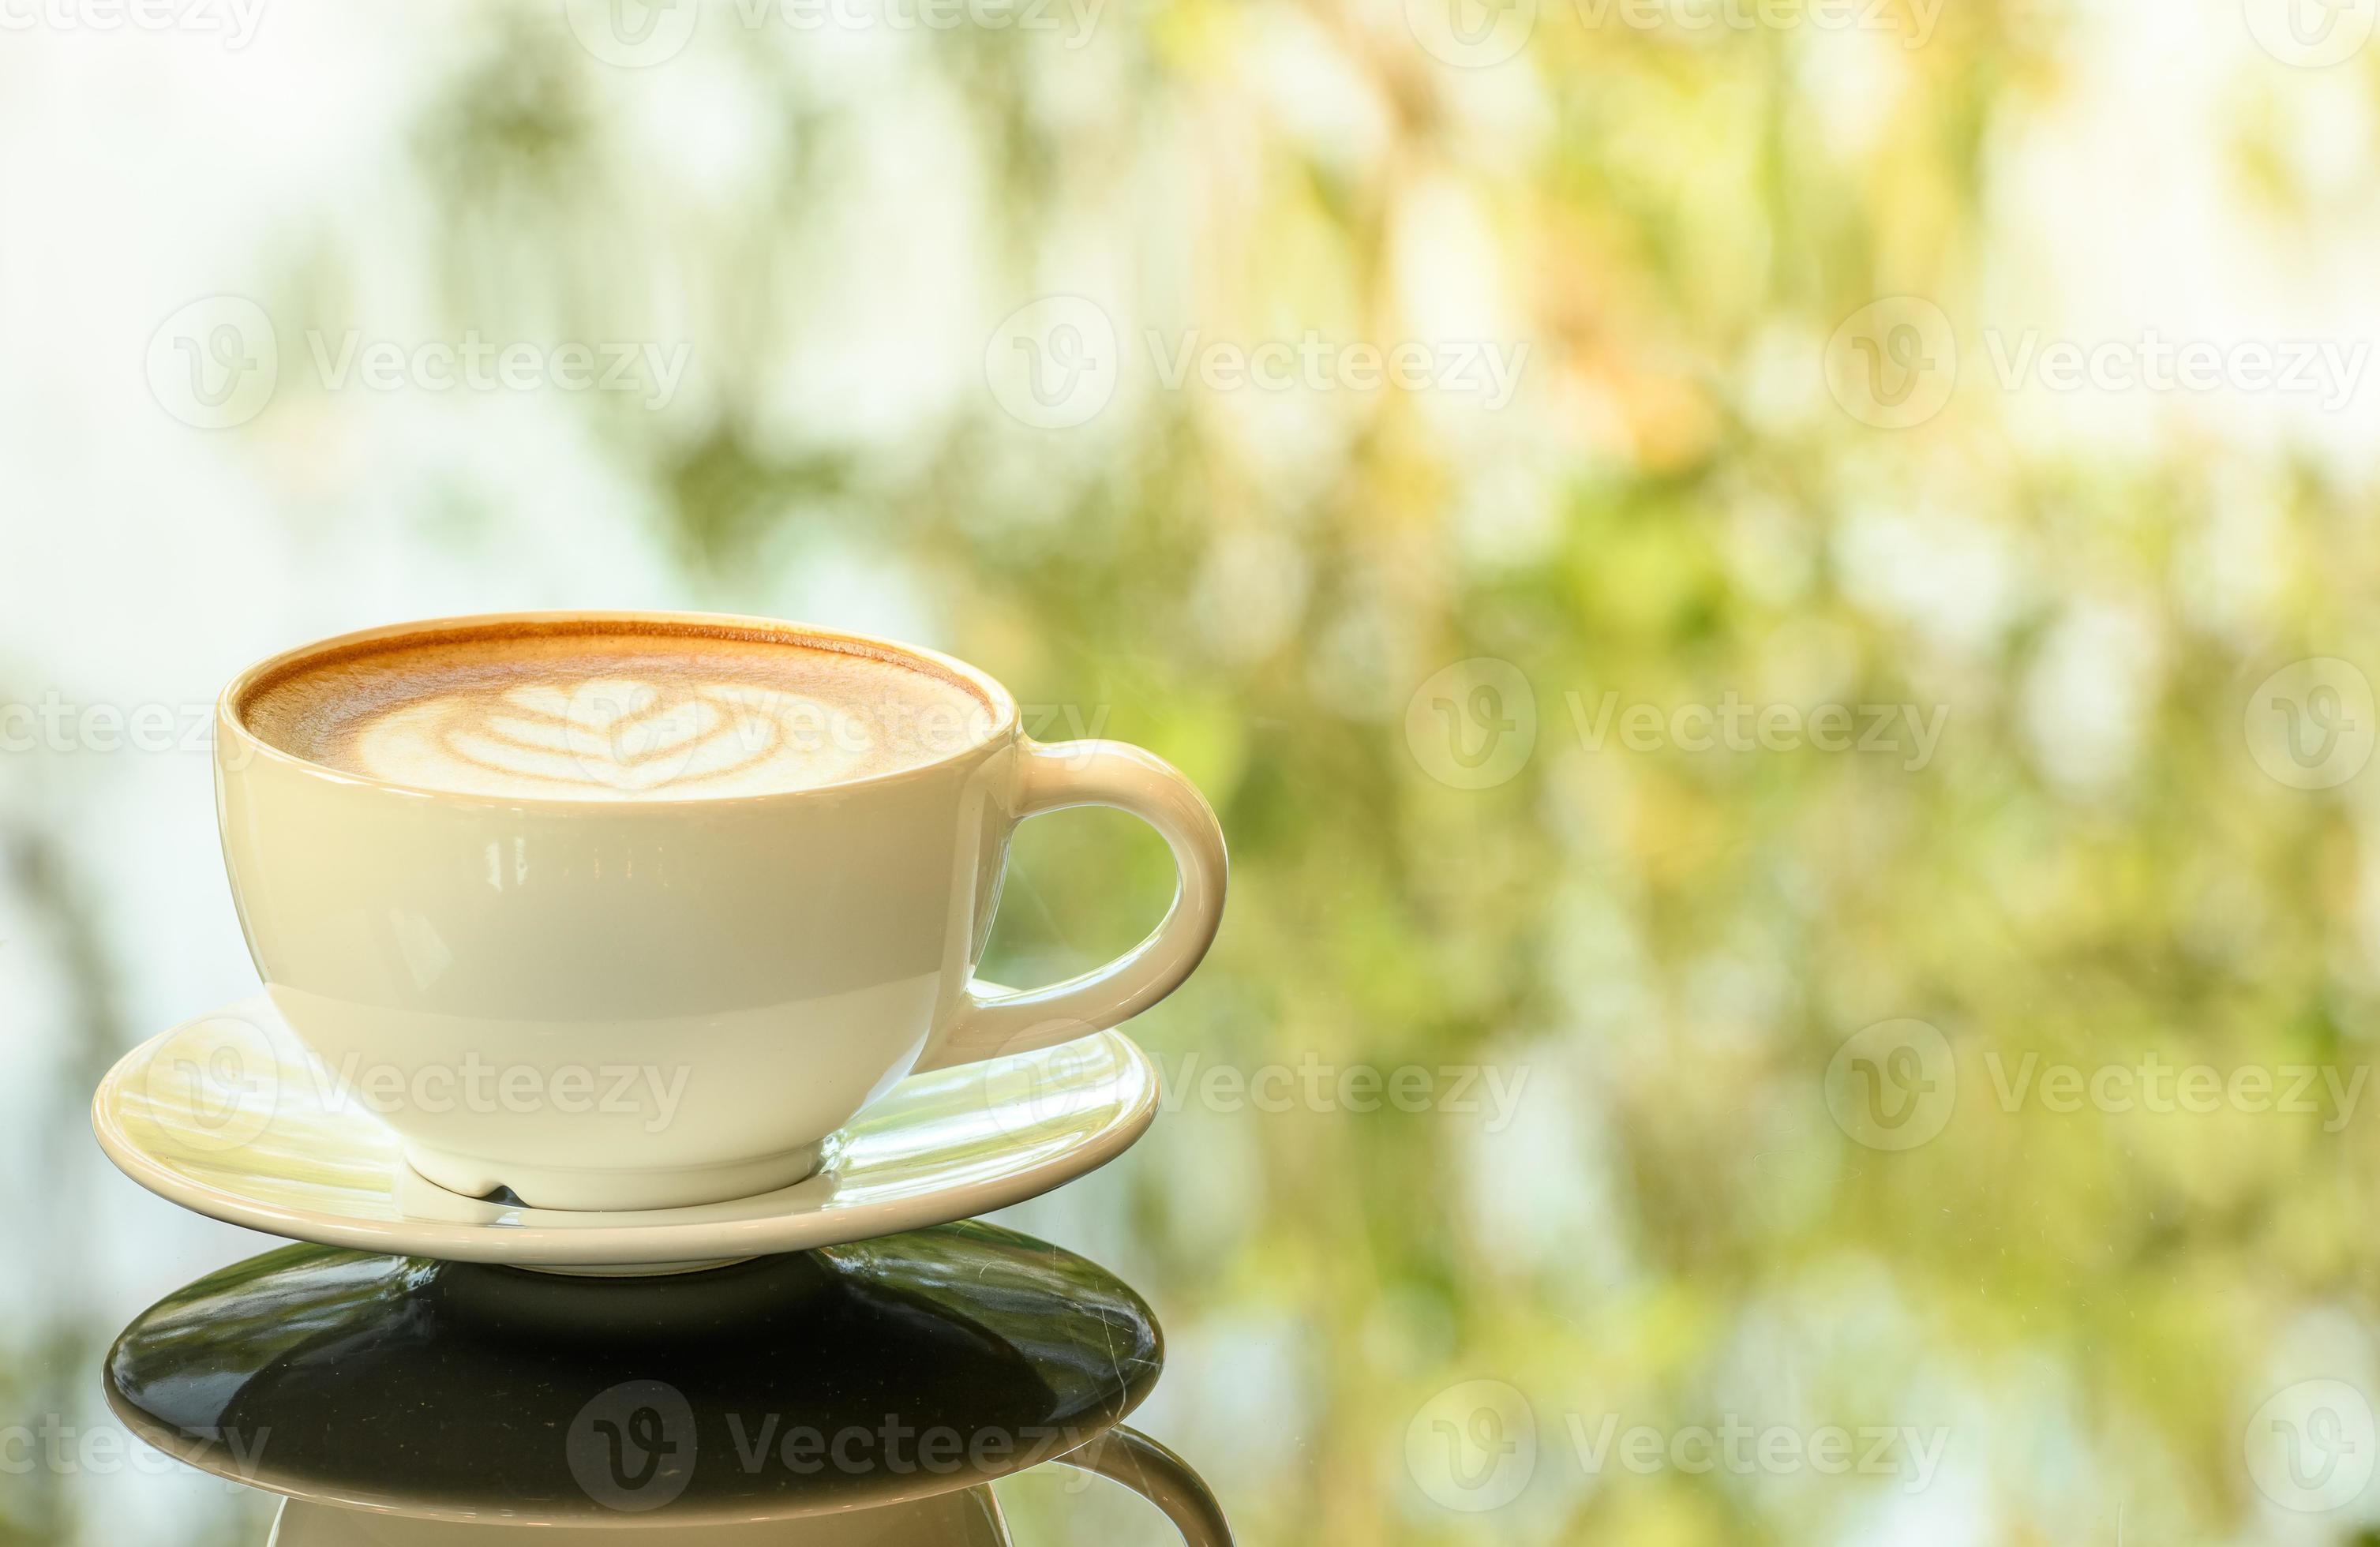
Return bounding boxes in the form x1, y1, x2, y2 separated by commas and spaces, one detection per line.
92, 994, 1160, 1274
213, 612, 1226, 1210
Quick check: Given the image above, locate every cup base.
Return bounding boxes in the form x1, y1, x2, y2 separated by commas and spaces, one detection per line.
403, 1141, 827, 1212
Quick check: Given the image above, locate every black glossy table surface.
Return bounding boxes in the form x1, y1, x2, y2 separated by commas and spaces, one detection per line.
105, 1223, 1163, 1527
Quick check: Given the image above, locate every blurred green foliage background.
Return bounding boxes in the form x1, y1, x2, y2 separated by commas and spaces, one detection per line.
8, 0, 2380, 1541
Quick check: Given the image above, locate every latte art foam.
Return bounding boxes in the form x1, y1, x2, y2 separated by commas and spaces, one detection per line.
350, 677, 878, 796
241, 625, 998, 800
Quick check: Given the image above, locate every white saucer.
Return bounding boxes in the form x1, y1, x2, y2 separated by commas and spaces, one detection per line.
92, 995, 1159, 1275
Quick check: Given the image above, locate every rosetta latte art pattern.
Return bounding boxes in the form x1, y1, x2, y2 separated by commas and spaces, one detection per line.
349, 677, 874, 798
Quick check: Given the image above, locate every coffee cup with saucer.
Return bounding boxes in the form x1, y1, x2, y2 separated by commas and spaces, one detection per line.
208, 610, 1227, 1213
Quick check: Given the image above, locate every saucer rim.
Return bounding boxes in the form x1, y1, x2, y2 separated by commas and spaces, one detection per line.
91, 1001, 1160, 1268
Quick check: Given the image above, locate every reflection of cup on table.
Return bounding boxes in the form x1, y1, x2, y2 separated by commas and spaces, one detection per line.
268, 1433, 1235, 1547
216, 611, 1227, 1210
107, 1228, 1235, 1544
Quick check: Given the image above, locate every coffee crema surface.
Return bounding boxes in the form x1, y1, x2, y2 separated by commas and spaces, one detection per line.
240, 625, 999, 800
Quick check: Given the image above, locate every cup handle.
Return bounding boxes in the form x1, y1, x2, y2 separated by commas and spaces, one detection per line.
916, 740, 1227, 1073
1052, 1426, 1236, 1546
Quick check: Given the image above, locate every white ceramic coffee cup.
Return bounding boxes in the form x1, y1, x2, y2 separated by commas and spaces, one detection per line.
214, 611, 1227, 1211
